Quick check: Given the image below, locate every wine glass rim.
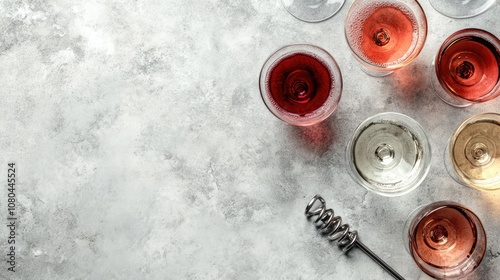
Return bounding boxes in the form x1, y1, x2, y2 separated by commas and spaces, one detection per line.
415, 200, 474, 216
442, 28, 500, 40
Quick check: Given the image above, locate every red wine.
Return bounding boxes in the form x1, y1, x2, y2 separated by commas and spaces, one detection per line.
436, 33, 500, 101
348, 2, 418, 65
267, 53, 332, 115
412, 206, 477, 267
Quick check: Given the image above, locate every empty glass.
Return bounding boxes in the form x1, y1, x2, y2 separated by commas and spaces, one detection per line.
428, 0, 496, 18
281, 0, 345, 22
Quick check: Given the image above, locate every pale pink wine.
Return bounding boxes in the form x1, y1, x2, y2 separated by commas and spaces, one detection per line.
411, 206, 478, 267
355, 3, 418, 64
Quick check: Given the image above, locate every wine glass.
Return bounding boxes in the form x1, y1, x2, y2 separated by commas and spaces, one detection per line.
428, 0, 496, 18
403, 201, 487, 279
445, 113, 500, 191
346, 112, 431, 196
431, 29, 500, 107
281, 0, 345, 23
259, 44, 342, 126
344, 0, 427, 76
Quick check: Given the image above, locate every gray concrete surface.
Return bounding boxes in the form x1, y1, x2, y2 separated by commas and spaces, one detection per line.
0, 0, 499, 279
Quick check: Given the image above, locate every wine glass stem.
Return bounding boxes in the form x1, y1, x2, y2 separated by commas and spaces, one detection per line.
355, 240, 406, 280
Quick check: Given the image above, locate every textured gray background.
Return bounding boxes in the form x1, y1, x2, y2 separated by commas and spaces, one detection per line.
0, 0, 499, 279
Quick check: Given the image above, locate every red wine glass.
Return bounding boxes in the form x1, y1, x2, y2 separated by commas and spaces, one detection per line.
403, 201, 486, 279
431, 29, 500, 107
429, 0, 496, 18
281, 0, 345, 22
259, 44, 342, 126
344, 0, 427, 76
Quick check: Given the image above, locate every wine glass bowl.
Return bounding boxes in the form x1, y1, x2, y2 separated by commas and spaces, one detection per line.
344, 0, 427, 76
347, 112, 431, 196
446, 113, 500, 191
432, 29, 500, 107
259, 44, 343, 126
281, 0, 345, 23
428, 0, 496, 18
404, 201, 487, 279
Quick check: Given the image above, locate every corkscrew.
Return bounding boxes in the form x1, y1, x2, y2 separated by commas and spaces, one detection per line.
305, 195, 405, 280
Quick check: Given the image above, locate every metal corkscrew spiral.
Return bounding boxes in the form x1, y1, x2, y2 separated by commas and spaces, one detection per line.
305, 195, 405, 280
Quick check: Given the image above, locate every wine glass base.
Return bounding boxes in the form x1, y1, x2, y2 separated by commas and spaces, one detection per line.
430, 59, 473, 107
429, 0, 496, 19
358, 65, 393, 77
281, 0, 345, 23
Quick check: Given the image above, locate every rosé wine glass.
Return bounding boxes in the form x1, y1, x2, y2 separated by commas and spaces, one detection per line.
281, 0, 345, 22
259, 44, 342, 126
344, 0, 427, 76
429, 0, 496, 18
431, 29, 500, 107
403, 201, 486, 279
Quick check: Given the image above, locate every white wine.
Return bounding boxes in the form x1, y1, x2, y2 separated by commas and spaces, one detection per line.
347, 113, 431, 196
450, 113, 500, 190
